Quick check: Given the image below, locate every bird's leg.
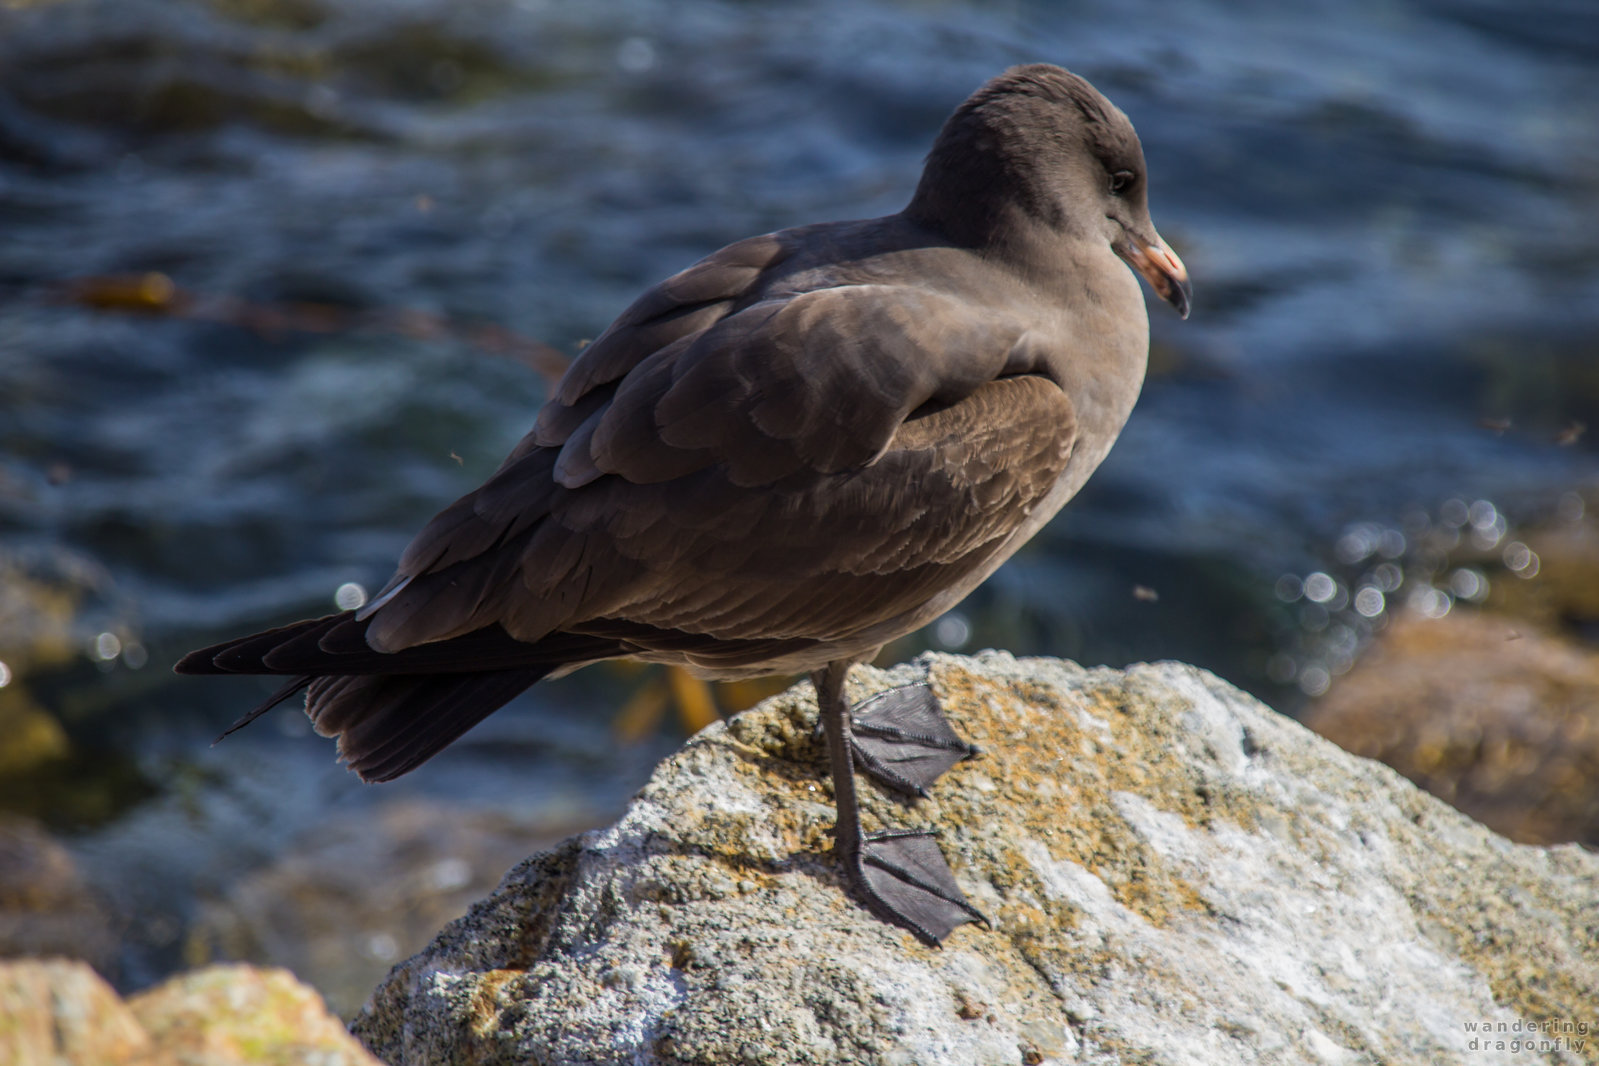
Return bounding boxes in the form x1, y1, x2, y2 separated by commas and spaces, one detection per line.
848, 683, 980, 798
813, 662, 986, 945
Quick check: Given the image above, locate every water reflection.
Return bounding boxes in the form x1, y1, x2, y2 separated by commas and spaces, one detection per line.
1267, 492, 1581, 697
932, 611, 972, 651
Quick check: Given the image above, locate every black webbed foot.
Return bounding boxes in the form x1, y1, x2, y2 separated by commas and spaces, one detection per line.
849, 683, 980, 798
850, 828, 988, 945
812, 664, 986, 946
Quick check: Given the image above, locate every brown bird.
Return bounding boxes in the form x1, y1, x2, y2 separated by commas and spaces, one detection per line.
177, 63, 1190, 945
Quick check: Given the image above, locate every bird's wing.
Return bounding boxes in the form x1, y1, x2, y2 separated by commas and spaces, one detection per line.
561, 372, 1077, 662
360, 255, 1073, 654
535, 232, 793, 443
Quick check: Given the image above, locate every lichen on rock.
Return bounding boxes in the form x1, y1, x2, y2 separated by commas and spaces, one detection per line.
354, 653, 1599, 1066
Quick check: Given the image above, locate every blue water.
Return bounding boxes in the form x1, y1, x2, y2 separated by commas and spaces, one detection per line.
1, 0, 1595, 992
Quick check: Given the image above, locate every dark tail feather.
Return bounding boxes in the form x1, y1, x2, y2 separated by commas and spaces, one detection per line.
213, 675, 312, 745
177, 615, 343, 675
176, 612, 618, 677
184, 612, 626, 778
311, 667, 555, 782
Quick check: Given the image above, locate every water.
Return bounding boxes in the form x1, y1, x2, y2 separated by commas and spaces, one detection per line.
1, 0, 1595, 996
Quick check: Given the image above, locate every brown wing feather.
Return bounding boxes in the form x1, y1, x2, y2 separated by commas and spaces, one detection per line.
584, 374, 1077, 644
540, 233, 790, 425
615, 286, 1029, 484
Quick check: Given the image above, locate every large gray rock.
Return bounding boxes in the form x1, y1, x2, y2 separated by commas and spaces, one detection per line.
354, 653, 1599, 1066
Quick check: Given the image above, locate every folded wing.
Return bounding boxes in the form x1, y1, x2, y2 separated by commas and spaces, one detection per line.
362, 237, 1074, 657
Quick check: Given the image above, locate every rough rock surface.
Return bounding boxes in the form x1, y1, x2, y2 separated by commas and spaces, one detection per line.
0, 958, 382, 1066
355, 653, 1599, 1066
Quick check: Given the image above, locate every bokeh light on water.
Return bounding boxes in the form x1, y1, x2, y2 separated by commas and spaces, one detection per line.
1263, 493, 1583, 698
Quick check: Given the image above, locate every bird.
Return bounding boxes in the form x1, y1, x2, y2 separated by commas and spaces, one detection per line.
177, 63, 1190, 946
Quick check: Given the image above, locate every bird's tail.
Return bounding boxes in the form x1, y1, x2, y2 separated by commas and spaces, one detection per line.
177, 612, 621, 781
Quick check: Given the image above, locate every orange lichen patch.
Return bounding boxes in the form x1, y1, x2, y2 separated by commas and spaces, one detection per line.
921, 663, 1223, 933
465, 969, 526, 1036
1097, 863, 1214, 927
1402, 857, 1599, 1041
616, 653, 1241, 1028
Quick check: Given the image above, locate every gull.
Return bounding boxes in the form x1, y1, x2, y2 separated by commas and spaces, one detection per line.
178, 63, 1190, 945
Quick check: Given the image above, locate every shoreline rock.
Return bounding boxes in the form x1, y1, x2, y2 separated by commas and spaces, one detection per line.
1305, 608, 1599, 846
0, 958, 382, 1066
352, 652, 1599, 1066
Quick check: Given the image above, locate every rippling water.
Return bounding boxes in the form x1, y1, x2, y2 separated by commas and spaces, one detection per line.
1, 0, 1595, 993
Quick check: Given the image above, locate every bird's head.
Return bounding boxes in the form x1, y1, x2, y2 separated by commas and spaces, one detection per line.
908, 63, 1191, 319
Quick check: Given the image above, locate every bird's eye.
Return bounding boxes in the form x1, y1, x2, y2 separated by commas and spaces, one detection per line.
1109, 170, 1136, 195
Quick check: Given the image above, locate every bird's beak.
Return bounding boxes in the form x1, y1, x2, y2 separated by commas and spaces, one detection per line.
1117, 232, 1191, 319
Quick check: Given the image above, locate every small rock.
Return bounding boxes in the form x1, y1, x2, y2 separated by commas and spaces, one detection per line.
0, 958, 380, 1066
128, 964, 383, 1065
0, 957, 150, 1065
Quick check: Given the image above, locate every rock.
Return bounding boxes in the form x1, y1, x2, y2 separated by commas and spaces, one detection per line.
1304, 608, 1599, 846
0, 958, 381, 1066
189, 799, 595, 1016
0, 957, 151, 1066
126, 964, 384, 1065
353, 653, 1599, 1066
0, 816, 117, 970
